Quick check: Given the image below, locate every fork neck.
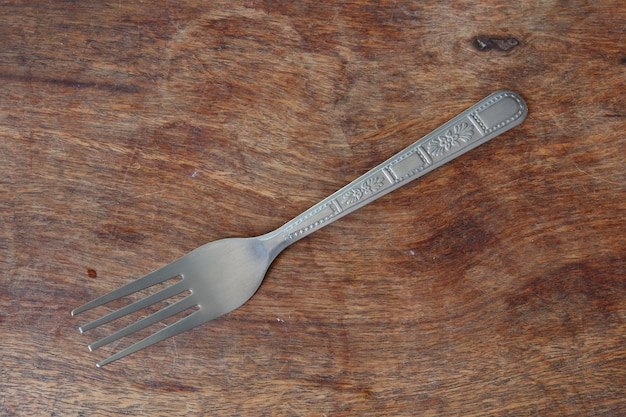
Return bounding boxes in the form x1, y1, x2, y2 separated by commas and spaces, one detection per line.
258, 227, 298, 261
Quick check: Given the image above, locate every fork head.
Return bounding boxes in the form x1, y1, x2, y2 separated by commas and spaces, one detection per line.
72, 237, 273, 367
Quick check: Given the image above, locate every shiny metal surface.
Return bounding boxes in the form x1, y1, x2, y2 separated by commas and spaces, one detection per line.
72, 90, 527, 367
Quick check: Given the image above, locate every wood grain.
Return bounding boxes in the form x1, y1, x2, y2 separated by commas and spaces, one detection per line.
1, 1, 624, 415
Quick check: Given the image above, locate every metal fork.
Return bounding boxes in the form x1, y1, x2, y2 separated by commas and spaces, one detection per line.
72, 90, 527, 367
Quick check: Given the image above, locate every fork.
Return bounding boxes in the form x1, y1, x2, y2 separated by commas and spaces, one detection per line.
72, 90, 527, 367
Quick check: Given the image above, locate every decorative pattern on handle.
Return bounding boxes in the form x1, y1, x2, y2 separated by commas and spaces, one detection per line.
341, 175, 387, 206
470, 91, 526, 134
284, 202, 340, 241
277, 91, 527, 244
426, 122, 475, 156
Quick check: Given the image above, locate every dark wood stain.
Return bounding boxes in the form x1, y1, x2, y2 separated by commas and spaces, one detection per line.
473, 35, 521, 52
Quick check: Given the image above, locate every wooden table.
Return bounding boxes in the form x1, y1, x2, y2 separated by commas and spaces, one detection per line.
2, 1, 624, 415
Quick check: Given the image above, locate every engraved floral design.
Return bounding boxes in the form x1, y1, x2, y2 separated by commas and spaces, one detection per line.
427, 122, 474, 157
342, 175, 386, 205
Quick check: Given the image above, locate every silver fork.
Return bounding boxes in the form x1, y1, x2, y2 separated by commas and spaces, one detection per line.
72, 90, 527, 367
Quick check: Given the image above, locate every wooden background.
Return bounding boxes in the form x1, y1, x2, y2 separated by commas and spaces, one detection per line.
1, 1, 624, 415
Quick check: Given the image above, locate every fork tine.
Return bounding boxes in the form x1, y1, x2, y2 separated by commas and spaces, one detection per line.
95, 306, 211, 368
78, 280, 188, 333
88, 293, 198, 351
71, 261, 182, 316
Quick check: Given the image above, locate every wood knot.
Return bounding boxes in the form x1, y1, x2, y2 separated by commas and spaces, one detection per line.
473, 35, 520, 52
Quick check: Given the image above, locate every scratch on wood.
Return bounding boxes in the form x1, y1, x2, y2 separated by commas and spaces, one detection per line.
574, 163, 621, 186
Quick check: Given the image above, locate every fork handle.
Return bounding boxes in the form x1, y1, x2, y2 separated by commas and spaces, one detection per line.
263, 90, 527, 253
